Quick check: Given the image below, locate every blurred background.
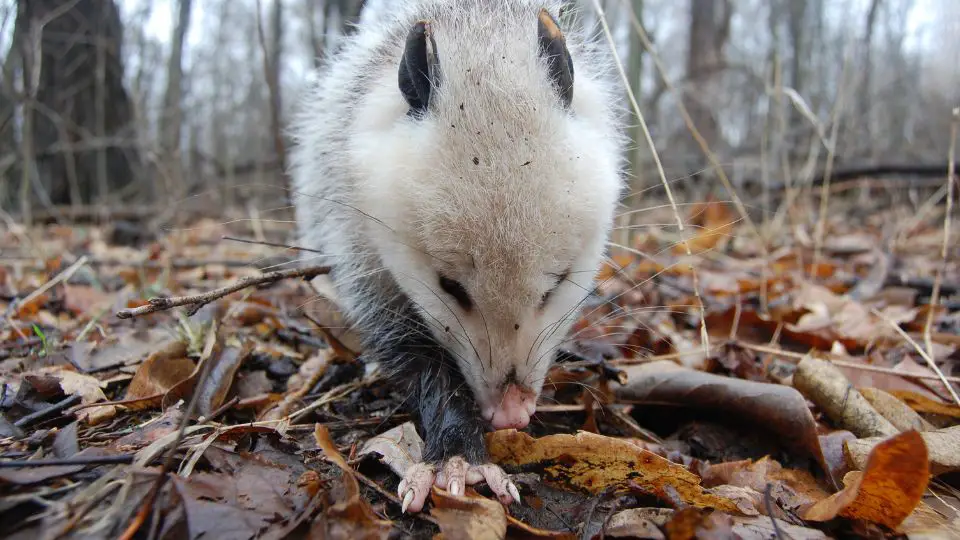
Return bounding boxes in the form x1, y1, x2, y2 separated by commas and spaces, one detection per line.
1, 0, 958, 239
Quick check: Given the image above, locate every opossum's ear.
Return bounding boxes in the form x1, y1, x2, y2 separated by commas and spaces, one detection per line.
537, 8, 574, 109
398, 20, 440, 116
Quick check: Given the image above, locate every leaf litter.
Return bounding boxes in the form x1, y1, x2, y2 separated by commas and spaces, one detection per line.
1, 197, 959, 539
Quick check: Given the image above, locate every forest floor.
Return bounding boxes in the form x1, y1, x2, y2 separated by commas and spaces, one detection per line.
1, 191, 959, 539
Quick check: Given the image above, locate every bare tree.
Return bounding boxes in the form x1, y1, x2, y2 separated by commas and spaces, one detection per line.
15, 0, 141, 214
684, 0, 732, 166
159, 0, 193, 178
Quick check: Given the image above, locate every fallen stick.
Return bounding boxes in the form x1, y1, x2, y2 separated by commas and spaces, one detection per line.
115, 265, 331, 319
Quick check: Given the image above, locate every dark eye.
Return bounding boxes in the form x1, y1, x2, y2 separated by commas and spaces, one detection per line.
439, 275, 473, 311
540, 269, 570, 308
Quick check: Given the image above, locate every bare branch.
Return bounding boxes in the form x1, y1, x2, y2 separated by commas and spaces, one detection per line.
115, 265, 331, 319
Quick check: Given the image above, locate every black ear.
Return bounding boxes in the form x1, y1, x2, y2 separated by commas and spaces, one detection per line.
537, 8, 574, 109
398, 20, 440, 116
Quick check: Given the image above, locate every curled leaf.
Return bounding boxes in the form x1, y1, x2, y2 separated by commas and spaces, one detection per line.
803, 430, 929, 528
486, 429, 740, 513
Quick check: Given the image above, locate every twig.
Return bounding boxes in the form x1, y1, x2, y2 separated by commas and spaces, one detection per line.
221, 235, 323, 253
0, 454, 133, 468
737, 341, 960, 384
924, 109, 958, 360
14, 394, 81, 428
14, 255, 89, 310
763, 483, 787, 540
869, 307, 960, 406
115, 265, 331, 319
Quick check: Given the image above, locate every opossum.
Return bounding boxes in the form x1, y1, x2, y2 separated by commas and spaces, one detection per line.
288, 0, 625, 513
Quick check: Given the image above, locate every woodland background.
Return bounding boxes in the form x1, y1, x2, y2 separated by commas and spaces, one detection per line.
2, 0, 959, 228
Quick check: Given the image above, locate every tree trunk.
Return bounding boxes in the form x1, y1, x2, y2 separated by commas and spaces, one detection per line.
685, 0, 731, 166
160, 0, 193, 165
16, 0, 141, 209
861, 0, 882, 158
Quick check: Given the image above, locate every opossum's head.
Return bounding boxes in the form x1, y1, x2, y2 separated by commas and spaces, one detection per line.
354, 8, 623, 430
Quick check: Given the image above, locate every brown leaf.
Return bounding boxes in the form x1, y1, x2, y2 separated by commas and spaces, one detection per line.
792, 355, 899, 438
888, 390, 960, 419
663, 507, 735, 540
123, 340, 194, 402
161, 339, 251, 418
312, 424, 394, 539
613, 360, 827, 472
357, 421, 423, 478
35, 368, 117, 424
431, 486, 507, 540
804, 430, 929, 528
859, 387, 936, 432
486, 429, 740, 513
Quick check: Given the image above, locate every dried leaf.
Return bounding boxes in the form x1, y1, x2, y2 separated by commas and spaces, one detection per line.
804, 430, 929, 528
613, 360, 827, 471
312, 424, 394, 539
859, 387, 936, 432
888, 390, 960, 419
46, 369, 116, 424
431, 486, 507, 540
357, 421, 423, 477
486, 429, 740, 512
123, 341, 194, 401
792, 355, 899, 438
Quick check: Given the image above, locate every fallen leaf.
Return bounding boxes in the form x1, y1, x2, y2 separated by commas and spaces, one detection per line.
357, 421, 423, 477
792, 355, 899, 438
663, 507, 734, 540
859, 387, 936, 432
888, 390, 960, 419
40, 368, 117, 424
804, 430, 929, 528
312, 424, 394, 539
486, 429, 740, 513
123, 341, 194, 401
431, 486, 507, 540
603, 507, 829, 539
613, 360, 827, 471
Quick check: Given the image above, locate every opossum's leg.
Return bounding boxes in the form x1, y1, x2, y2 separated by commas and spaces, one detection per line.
393, 341, 519, 513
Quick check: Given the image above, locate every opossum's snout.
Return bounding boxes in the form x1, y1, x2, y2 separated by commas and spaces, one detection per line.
481, 383, 537, 430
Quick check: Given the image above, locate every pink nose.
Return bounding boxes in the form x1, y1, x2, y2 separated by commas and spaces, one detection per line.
486, 384, 537, 430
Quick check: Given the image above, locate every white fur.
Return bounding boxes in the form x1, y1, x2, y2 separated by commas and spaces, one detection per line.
288, 0, 626, 417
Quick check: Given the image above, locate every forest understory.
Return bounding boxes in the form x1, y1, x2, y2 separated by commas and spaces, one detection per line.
2, 178, 959, 539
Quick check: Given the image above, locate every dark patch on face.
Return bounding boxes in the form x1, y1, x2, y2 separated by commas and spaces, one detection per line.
514, 323, 520, 331
472, 156, 480, 165
521, 160, 532, 167
459, 103, 464, 111
439, 275, 473, 312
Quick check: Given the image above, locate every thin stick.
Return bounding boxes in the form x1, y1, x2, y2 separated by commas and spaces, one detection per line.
221, 235, 323, 253
15, 255, 89, 309
115, 265, 330, 319
869, 307, 960, 406
14, 394, 81, 428
737, 341, 960, 384
924, 109, 958, 359
0, 454, 133, 468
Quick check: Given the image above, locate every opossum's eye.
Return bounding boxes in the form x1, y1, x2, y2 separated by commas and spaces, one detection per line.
536, 8, 574, 109
539, 268, 570, 309
439, 275, 472, 311
399, 20, 440, 117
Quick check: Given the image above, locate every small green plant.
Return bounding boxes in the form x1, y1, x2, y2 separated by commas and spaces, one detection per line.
32, 324, 49, 356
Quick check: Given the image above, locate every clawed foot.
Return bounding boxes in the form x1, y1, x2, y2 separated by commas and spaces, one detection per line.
397, 456, 521, 513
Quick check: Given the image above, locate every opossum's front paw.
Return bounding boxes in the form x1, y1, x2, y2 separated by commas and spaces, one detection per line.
397, 456, 521, 513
